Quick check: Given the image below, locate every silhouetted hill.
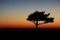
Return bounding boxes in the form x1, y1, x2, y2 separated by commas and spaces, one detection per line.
0, 27, 60, 32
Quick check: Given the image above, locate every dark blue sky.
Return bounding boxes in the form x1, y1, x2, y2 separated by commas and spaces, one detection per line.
0, 0, 59, 11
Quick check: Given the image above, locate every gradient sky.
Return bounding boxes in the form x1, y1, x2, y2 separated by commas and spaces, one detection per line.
0, 0, 60, 28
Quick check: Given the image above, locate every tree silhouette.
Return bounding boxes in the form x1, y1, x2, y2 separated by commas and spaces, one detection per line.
27, 11, 54, 31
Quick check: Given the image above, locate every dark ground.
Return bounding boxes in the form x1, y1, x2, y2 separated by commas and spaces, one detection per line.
0, 28, 60, 32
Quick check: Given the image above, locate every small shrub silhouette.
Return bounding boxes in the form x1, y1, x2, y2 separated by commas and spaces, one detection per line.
27, 11, 54, 31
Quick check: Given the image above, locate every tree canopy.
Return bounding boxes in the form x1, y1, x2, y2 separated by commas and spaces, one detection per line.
27, 11, 54, 23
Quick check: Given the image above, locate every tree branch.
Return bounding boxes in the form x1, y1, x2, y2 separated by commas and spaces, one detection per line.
31, 21, 36, 24
38, 23, 47, 25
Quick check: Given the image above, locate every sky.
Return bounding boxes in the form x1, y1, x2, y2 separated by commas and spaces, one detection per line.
0, 0, 60, 28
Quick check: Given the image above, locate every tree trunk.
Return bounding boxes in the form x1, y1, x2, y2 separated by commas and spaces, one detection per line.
36, 21, 38, 31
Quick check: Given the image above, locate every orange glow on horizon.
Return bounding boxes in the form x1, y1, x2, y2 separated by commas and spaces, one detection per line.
0, 15, 60, 28
0, 21, 60, 28
0, 12, 60, 28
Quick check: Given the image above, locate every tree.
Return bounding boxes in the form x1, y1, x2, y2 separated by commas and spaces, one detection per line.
26, 11, 54, 31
